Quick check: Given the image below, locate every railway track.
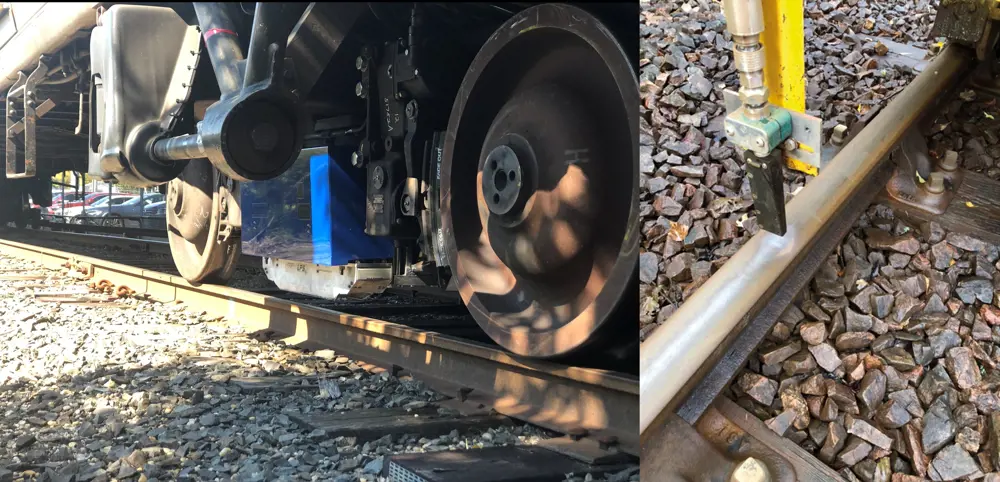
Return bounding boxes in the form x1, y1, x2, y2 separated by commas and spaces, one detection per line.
640, 35, 1000, 480
0, 228, 640, 464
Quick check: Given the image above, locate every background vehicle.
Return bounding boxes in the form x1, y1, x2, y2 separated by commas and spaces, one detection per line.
0, 2, 637, 363
70, 194, 136, 224
83, 192, 163, 226
143, 200, 168, 229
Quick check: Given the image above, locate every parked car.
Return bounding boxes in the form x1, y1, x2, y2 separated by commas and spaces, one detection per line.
48, 192, 118, 219
143, 201, 168, 230
54, 192, 136, 219
71, 195, 140, 224
83, 193, 165, 226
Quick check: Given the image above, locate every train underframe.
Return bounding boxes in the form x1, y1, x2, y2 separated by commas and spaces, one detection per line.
0, 2, 638, 367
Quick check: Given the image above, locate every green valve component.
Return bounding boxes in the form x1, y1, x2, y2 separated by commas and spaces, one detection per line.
723, 106, 793, 157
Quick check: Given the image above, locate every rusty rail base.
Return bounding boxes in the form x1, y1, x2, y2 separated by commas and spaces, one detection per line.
642, 398, 845, 482
0, 238, 639, 455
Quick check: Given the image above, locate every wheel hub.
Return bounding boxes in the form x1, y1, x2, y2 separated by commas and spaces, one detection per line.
482, 144, 525, 217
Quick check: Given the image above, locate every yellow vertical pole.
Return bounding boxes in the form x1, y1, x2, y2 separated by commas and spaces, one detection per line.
759, 0, 812, 173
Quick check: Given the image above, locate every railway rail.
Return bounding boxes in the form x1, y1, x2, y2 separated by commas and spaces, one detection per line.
0, 228, 640, 460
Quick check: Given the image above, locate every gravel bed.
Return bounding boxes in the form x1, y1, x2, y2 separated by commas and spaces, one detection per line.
0, 252, 644, 482
731, 208, 1000, 481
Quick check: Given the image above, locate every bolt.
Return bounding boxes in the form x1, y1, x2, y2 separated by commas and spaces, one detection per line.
402, 194, 413, 214
831, 124, 849, 147
405, 100, 418, 119
351, 151, 361, 167
355, 82, 365, 98
596, 436, 619, 451
755, 137, 765, 148
926, 171, 946, 194
730, 457, 772, 482
747, 172, 753, 180
940, 150, 959, 171
355, 56, 368, 72
761, 163, 767, 169
725, 125, 735, 136
782, 139, 798, 151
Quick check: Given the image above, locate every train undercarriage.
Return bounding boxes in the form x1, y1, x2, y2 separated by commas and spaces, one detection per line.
0, 2, 638, 366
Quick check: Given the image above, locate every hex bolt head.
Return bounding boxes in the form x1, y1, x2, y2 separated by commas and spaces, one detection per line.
940, 150, 959, 171
755, 137, 765, 148
351, 151, 361, 167
355, 82, 365, 98
355, 56, 368, 72
926, 171, 946, 194
831, 124, 849, 147
730, 457, 772, 482
782, 139, 798, 151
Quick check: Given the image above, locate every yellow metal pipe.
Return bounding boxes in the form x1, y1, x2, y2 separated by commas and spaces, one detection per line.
759, 0, 812, 174
760, 0, 805, 112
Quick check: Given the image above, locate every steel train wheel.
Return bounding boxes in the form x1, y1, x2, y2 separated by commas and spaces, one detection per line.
166, 161, 240, 284
440, 4, 639, 361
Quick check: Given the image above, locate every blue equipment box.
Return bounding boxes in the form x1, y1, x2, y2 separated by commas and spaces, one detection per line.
241, 147, 394, 265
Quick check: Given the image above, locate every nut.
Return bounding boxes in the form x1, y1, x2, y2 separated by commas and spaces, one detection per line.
940, 150, 959, 171
926, 171, 945, 194
738, 85, 769, 111
782, 139, 798, 151
831, 124, 849, 147
731, 457, 772, 482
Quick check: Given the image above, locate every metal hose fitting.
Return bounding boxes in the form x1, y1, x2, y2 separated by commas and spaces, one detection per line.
722, 0, 769, 119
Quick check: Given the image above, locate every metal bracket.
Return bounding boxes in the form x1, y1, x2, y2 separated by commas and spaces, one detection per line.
744, 149, 787, 235
723, 89, 823, 172
5, 57, 52, 179
885, 129, 964, 215
931, 0, 992, 47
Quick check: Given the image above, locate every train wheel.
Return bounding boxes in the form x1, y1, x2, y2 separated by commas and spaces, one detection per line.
439, 4, 638, 362
166, 161, 240, 284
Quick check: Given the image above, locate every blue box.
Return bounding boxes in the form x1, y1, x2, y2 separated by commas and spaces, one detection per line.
241, 147, 394, 265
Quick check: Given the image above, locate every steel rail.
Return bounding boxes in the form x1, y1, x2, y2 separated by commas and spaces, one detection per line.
639, 44, 974, 437
0, 227, 264, 270
0, 236, 639, 455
